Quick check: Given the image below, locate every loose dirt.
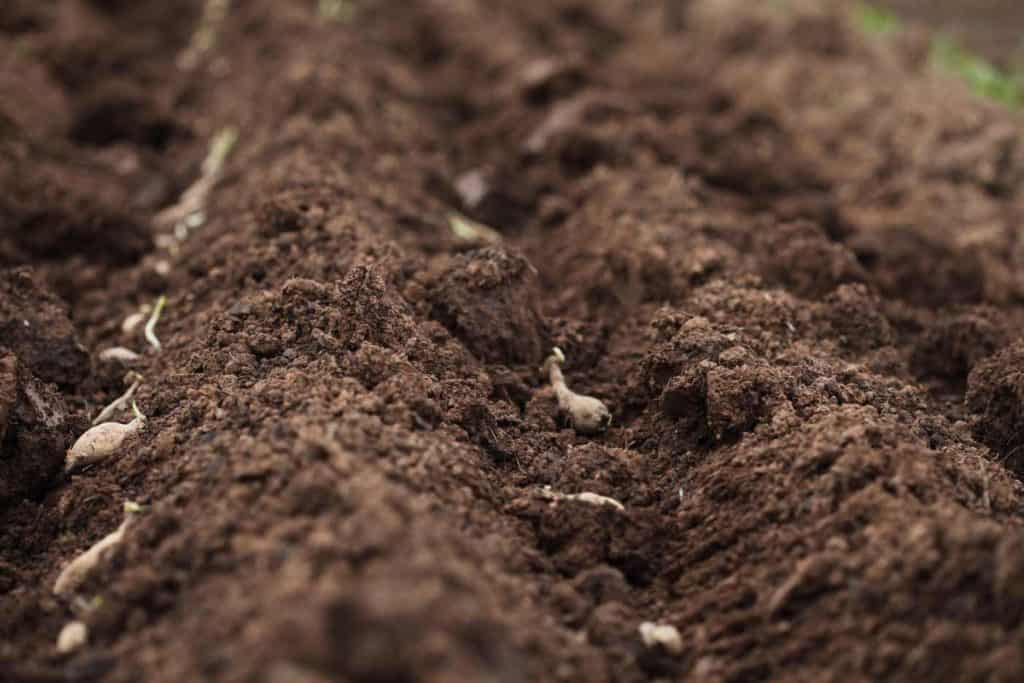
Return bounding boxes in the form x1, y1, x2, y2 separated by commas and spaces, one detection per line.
2, 1, 1024, 682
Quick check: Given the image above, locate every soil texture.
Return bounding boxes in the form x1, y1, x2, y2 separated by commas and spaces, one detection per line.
2, 1, 1024, 682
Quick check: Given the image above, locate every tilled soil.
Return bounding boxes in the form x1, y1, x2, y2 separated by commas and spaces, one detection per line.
2, 1, 1024, 682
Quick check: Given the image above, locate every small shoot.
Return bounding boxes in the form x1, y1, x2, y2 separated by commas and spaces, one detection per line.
123, 500, 147, 515
202, 126, 239, 177
92, 373, 142, 425
144, 296, 167, 352
447, 212, 502, 244
543, 347, 611, 435
853, 3, 901, 37
154, 126, 239, 238
318, 0, 356, 23
931, 36, 1024, 108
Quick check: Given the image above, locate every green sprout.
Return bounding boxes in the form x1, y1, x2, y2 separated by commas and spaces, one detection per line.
930, 37, 1024, 108
145, 296, 167, 351
123, 500, 148, 515
318, 0, 355, 23
853, 3, 901, 37
447, 212, 502, 244
179, 0, 231, 70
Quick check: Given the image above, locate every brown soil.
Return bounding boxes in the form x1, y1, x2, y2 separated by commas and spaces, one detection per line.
2, 1, 1024, 682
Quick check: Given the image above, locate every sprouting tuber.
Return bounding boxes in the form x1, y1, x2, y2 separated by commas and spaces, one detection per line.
66, 402, 146, 473
144, 295, 167, 351
53, 502, 145, 598
543, 347, 611, 434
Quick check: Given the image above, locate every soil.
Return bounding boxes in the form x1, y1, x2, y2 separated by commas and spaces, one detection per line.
2, 1, 1024, 682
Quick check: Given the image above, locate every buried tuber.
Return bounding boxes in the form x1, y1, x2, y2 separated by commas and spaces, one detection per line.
543, 347, 611, 434
53, 502, 145, 598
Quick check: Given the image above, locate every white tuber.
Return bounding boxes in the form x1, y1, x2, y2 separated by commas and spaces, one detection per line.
56, 621, 88, 653
66, 402, 146, 473
53, 502, 144, 598
98, 347, 142, 364
538, 486, 624, 511
639, 621, 684, 655
543, 347, 611, 434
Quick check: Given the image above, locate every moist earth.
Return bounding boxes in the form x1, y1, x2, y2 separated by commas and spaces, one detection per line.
2, 1, 1024, 682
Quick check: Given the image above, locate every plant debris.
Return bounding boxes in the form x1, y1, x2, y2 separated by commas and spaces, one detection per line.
177, 0, 231, 70
154, 127, 238, 241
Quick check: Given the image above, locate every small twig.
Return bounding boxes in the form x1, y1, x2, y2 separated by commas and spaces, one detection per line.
144, 296, 167, 351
